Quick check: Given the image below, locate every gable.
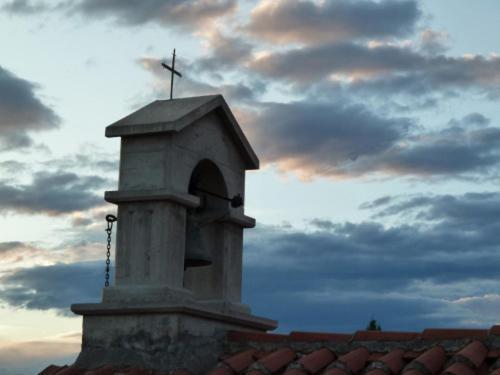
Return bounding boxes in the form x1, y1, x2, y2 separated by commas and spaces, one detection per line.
105, 95, 259, 170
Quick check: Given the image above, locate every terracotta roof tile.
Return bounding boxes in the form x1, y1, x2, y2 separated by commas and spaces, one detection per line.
368, 349, 406, 375
247, 348, 296, 374
44, 325, 500, 375
353, 331, 419, 341
441, 362, 476, 375
209, 348, 258, 375
323, 368, 349, 375
367, 369, 388, 375
324, 347, 370, 375
288, 332, 351, 342
421, 329, 488, 340
40, 365, 68, 375
451, 341, 488, 369
489, 326, 500, 336
83, 366, 114, 375
168, 369, 192, 375
404, 347, 446, 375
55, 367, 86, 375
284, 348, 335, 375
227, 331, 288, 342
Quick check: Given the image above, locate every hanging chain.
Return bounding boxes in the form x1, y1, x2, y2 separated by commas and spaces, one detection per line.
104, 214, 117, 287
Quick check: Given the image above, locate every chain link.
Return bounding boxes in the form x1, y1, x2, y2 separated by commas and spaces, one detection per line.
104, 214, 117, 287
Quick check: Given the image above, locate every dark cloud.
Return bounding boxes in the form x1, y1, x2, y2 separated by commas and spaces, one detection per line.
250, 42, 500, 98
0, 171, 108, 215
0, 241, 25, 253
448, 113, 490, 128
244, 99, 500, 179
4, 192, 499, 329
347, 124, 500, 178
193, 32, 254, 73
245, 0, 420, 45
69, 0, 236, 29
363, 192, 500, 230
0, 65, 60, 151
1, 0, 49, 14
0, 261, 103, 314
243, 99, 412, 178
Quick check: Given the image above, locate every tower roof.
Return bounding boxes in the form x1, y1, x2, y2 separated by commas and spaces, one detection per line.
105, 94, 259, 169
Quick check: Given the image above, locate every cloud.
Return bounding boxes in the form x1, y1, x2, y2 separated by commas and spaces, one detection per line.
138, 56, 262, 102
244, 101, 500, 179
347, 123, 500, 178
0, 171, 108, 216
448, 112, 490, 128
419, 29, 449, 55
0, 65, 60, 151
0, 261, 103, 313
0, 334, 80, 374
245, 0, 420, 45
69, 0, 236, 29
243, 99, 412, 179
193, 31, 254, 73
362, 192, 500, 230
250, 42, 500, 98
1, 0, 49, 14
2, 191, 498, 331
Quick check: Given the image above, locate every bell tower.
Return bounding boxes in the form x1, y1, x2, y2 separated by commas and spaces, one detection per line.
71, 95, 276, 373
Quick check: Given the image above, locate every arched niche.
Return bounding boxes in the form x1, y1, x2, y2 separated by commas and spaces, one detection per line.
184, 159, 230, 299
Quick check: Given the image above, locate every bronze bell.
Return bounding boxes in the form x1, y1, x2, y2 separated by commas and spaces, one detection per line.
184, 218, 212, 268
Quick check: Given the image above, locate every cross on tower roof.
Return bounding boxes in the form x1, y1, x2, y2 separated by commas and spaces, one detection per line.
161, 48, 182, 100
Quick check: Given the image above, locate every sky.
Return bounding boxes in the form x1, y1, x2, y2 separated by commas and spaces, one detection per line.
1, 0, 500, 373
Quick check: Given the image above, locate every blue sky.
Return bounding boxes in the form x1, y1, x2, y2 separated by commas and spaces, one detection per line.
1, 1, 500, 374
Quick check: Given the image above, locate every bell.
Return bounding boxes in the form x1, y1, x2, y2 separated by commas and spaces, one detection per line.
184, 219, 212, 268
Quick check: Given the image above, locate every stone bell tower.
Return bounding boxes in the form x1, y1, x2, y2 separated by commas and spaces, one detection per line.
71, 95, 277, 373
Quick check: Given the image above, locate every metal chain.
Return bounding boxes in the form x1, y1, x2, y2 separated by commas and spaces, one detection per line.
104, 214, 117, 287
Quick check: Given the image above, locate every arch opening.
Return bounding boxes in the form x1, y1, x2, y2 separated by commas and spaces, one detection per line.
184, 159, 230, 299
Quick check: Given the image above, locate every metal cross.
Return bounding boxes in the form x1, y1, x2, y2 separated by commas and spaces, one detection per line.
161, 48, 182, 100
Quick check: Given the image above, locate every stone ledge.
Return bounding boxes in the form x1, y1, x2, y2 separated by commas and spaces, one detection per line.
105, 189, 200, 207
71, 302, 278, 331
217, 212, 256, 228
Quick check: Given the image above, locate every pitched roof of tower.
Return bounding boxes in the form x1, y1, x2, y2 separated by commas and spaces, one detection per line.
40, 325, 500, 375
105, 94, 259, 169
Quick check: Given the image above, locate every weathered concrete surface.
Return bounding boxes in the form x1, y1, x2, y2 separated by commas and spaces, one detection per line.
72, 305, 277, 373
70, 95, 277, 373
105, 95, 259, 170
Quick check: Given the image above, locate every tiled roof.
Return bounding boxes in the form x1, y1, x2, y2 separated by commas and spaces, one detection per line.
40, 326, 500, 375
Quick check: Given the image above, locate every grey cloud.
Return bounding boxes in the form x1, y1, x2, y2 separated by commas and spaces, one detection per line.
250, 102, 500, 179
245, 99, 412, 178
363, 192, 500, 230
193, 32, 254, 74
0, 261, 103, 314
2, 192, 499, 329
1, 0, 49, 14
250, 43, 500, 98
419, 29, 449, 55
0, 65, 60, 151
0, 241, 25, 253
251, 42, 421, 83
245, 0, 420, 45
0, 160, 26, 174
138, 56, 262, 102
70, 0, 236, 29
347, 125, 500, 178
0, 171, 108, 215
448, 113, 490, 128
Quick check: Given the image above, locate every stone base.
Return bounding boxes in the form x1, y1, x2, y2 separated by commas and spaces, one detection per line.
71, 302, 277, 373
